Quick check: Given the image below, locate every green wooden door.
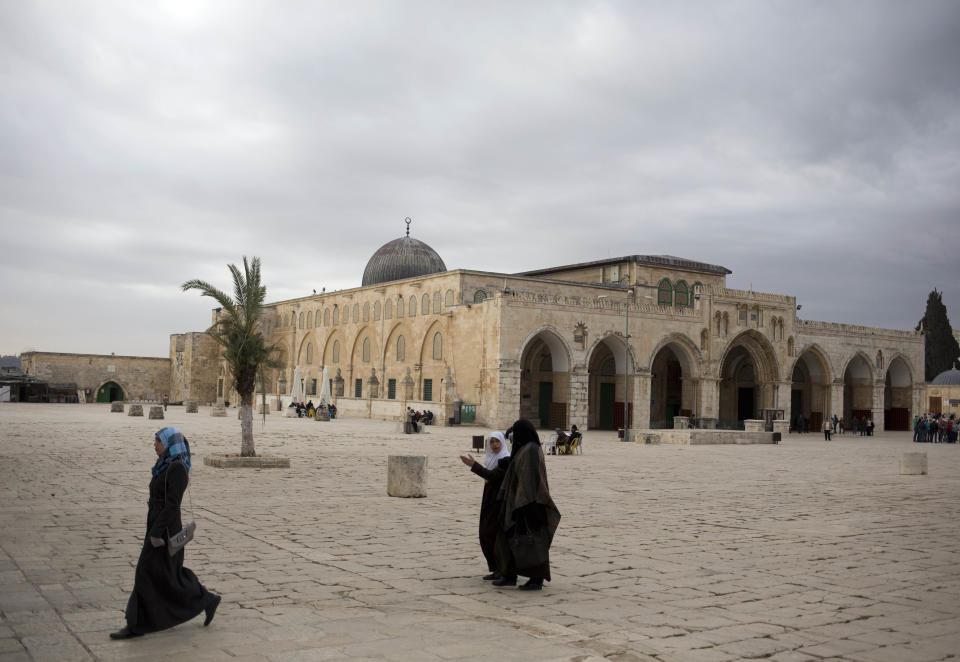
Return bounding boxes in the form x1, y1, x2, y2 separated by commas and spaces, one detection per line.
538, 382, 553, 428
599, 382, 615, 428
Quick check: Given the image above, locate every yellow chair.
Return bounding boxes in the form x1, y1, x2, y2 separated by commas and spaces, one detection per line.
569, 433, 583, 455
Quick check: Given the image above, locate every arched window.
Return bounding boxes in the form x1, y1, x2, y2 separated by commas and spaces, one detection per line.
373, 301, 381, 321
657, 279, 673, 306
332, 305, 339, 325
422, 293, 430, 315
397, 295, 404, 318
385, 298, 393, 319
323, 308, 330, 326
674, 280, 689, 307
787, 337, 795, 357
332, 340, 340, 363
693, 281, 703, 300
876, 350, 883, 370
715, 313, 722, 337
285, 313, 290, 327
408, 295, 417, 317
432, 332, 442, 360
352, 304, 359, 323
362, 302, 370, 322
433, 291, 441, 312
306, 343, 313, 364
700, 329, 708, 350
362, 338, 370, 363
474, 289, 487, 303
722, 312, 729, 336
445, 289, 454, 307
298, 312, 304, 329
396, 335, 405, 361
307, 311, 313, 328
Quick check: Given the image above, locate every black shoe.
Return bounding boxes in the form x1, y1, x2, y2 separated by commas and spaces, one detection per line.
204, 593, 221, 626
483, 573, 500, 581
109, 626, 142, 640
518, 579, 543, 591
492, 576, 516, 587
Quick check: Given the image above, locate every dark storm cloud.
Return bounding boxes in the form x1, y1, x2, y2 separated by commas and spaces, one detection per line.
1, 1, 958, 355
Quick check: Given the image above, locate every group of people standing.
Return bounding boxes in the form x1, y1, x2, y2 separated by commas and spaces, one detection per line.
795, 414, 874, 439
460, 419, 561, 590
914, 413, 958, 443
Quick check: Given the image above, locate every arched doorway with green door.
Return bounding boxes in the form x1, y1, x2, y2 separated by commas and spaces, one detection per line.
518, 328, 571, 429
95, 381, 125, 402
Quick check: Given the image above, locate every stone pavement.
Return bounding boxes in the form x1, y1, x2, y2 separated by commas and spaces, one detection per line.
1, 404, 958, 662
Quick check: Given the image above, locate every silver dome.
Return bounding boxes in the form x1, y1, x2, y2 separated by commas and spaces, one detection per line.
361, 235, 446, 287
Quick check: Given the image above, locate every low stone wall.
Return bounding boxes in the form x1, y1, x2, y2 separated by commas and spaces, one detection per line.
204, 454, 290, 468
637, 429, 779, 445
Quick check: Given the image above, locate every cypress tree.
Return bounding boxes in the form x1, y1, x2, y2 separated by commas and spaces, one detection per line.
917, 289, 960, 382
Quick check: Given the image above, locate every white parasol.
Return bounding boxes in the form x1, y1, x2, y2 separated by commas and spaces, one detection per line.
318, 366, 332, 405
290, 365, 304, 403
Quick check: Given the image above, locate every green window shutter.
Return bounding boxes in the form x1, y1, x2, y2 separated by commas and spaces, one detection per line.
388, 379, 396, 400
354, 379, 362, 398
423, 379, 433, 402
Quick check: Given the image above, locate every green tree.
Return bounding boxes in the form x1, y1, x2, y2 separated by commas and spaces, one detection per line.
183, 257, 279, 456
917, 289, 960, 382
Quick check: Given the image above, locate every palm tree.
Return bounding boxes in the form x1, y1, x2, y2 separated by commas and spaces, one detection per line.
182, 257, 279, 456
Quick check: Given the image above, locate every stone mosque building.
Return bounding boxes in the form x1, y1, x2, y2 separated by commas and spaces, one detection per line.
23, 224, 925, 435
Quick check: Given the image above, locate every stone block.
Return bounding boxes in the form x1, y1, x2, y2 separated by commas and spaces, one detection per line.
387, 455, 427, 498
210, 404, 227, 417
673, 416, 690, 430
148, 406, 164, 419
744, 419, 765, 432
110, 401, 124, 413
636, 433, 661, 444
185, 401, 198, 413
900, 452, 927, 475
127, 404, 143, 417
203, 454, 290, 468
315, 405, 330, 421
772, 420, 790, 436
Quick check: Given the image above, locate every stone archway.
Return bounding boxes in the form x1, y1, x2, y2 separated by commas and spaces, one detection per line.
95, 380, 125, 402
586, 334, 631, 430
790, 347, 832, 432
884, 356, 913, 430
649, 336, 700, 429
843, 353, 874, 428
519, 329, 571, 429
718, 330, 779, 428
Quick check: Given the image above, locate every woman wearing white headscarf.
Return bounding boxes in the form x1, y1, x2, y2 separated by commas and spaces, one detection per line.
460, 431, 511, 580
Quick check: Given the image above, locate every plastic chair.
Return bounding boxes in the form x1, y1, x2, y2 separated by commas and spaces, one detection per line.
569, 433, 583, 455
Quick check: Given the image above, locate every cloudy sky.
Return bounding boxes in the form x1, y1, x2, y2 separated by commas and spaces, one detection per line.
2, 1, 958, 357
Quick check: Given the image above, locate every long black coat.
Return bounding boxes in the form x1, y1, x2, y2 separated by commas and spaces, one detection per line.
470, 458, 510, 572
125, 461, 211, 634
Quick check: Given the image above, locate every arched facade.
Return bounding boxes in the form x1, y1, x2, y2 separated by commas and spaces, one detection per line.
717, 330, 780, 427
648, 334, 701, 428
517, 327, 572, 429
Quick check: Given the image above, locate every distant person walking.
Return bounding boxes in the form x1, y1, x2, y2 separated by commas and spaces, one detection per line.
111, 427, 220, 639
823, 417, 832, 441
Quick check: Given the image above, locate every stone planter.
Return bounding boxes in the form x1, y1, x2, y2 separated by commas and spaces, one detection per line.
772, 420, 790, 436
204, 454, 291, 469
743, 419, 765, 432
387, 455, 427, 497
127, 404, 143, 417
148, 406, 164, 420
210, 404, 227, 417
185, 401, 198, 413
111, 401, 124, 413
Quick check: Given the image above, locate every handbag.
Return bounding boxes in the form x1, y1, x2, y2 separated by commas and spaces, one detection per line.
508, 530, 549, 568
165, 460, 197, 557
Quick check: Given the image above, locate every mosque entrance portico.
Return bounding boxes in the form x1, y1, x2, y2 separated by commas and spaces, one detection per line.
648, 335, 701, 428
790, 346, 832, 431
518, 328, 572, 430
717, 330, 780, 428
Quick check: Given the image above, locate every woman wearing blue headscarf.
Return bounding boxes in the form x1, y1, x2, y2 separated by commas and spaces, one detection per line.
111, 427, 220, 639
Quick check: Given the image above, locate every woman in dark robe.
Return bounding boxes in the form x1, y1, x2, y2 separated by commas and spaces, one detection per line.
460, 431, 511, 580
111, 427, 220, 639
493, 419, 561, 591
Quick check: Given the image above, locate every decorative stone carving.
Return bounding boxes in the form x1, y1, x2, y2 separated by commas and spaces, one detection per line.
401, 367, 415, 401
148, 406, 164, 419
387, 455, 428, 497
367, 368, 379, 399
900, 452, 927, 475
111, 401, 124, 413
185, 401, 198, 413
127, 404, 143, 417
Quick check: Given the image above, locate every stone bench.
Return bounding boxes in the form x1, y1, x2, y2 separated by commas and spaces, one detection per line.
387, 456, 427, 498
127, 404, 143, 417
110, 401, 124, 413
148, 406, 164, 420
185, 401, 198, 413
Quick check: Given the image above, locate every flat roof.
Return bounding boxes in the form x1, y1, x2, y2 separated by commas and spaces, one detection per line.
516, 254, 732, 278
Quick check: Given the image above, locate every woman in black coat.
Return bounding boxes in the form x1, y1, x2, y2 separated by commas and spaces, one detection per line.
460, 431, 511, 580
111, 427, 220, 639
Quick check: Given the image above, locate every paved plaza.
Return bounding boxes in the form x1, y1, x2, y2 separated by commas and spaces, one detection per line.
1, 404, 958, 662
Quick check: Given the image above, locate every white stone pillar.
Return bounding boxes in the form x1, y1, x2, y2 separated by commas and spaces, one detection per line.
495, 361, 521, 430
634, 369, 651, 430
568, 367, 589, 431
699, 376, 720, 422
872, 381, 885, 431
830, 380, 844, 422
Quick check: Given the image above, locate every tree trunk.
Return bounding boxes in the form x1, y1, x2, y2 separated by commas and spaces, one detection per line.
240, 390, 255, 456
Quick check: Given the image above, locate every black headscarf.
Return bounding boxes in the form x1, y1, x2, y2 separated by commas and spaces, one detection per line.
508, 418, 540, 454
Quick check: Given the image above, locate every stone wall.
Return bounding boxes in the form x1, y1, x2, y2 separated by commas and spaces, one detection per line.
169, 332, 219, 404
20, 352, 170, 401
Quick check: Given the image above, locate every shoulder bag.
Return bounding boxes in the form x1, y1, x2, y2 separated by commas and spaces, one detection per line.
165, 461, 197, 556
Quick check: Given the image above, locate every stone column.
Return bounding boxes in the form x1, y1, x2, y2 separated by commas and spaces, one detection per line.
568, 366, 589, 431
830, 379, 844, 422
698, 376, 720, 425
633, 368, 652, 430
872, 380, 885, 432
495, 360, 521, 430
441, 367, 456, 426
681, 377, 697, 415
776, 381, 792, 423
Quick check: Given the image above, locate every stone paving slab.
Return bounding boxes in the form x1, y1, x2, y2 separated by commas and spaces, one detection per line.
1, 403, 959, 661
